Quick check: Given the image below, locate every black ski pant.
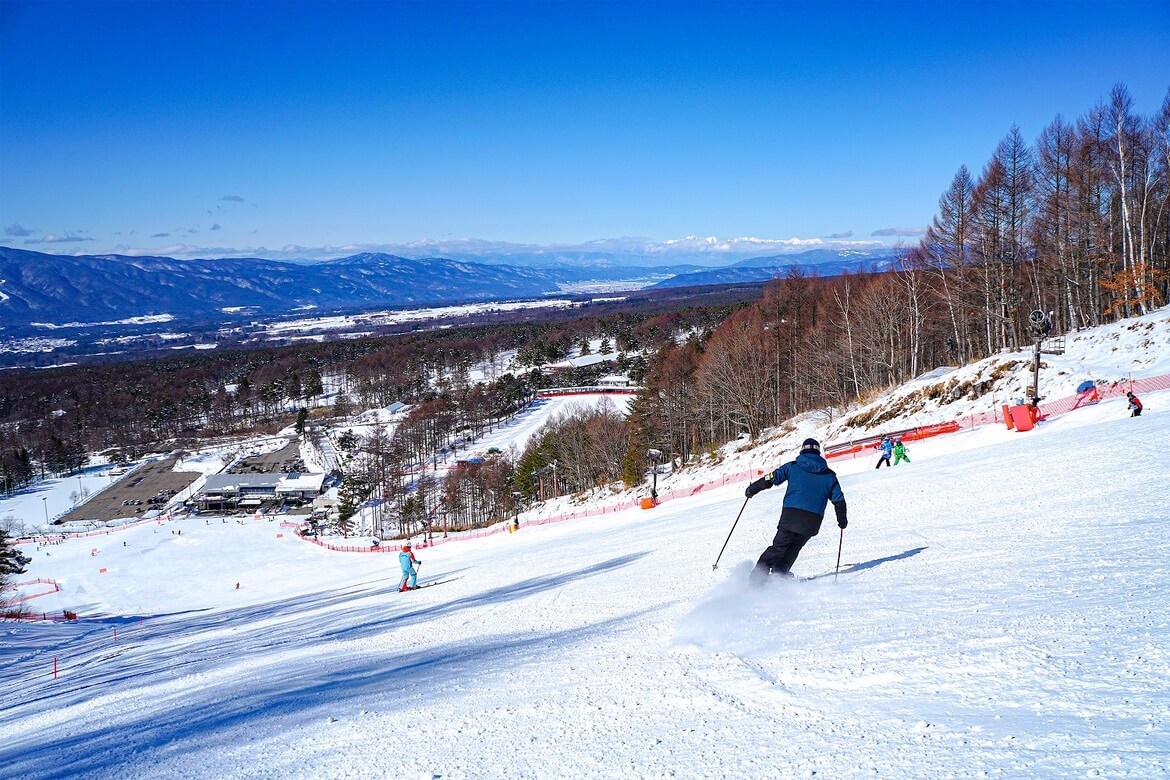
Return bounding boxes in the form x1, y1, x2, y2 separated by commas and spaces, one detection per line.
751, 527, 811, 584
876, 455, 891, 468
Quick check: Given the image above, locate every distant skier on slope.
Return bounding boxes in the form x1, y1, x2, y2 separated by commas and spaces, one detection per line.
399, 544, 420, 591
892, 438, 910, 465
874, 436, 893, 468
1127, 391, 1143, 417
743, 438, 847, 584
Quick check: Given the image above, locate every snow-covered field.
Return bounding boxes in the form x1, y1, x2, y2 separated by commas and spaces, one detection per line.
1, 467, 124, 530
2, 310, 1168, 779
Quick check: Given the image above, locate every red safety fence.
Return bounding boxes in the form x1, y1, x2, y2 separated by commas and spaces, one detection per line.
1, 577, 61, 608
1, 610, 77, 622
14, 514, 170, 547
824, 421, 962, 460
954, 372, 1168, 430
827, 372, 1169, 460
285, 464, 771, 553
536, 387, 638, 398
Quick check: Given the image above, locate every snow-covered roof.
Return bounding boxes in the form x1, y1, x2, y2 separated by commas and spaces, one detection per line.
202, 473, 282, 492
545, 351, 619, 370
276, 473, 326, 494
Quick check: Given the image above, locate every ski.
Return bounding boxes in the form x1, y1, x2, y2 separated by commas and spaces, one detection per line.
400, 577, 460, 592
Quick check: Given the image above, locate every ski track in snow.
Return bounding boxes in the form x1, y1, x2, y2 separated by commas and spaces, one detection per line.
2, 320, 1170, 778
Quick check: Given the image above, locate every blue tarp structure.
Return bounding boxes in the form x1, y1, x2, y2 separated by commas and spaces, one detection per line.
1076, 380, 1095, 394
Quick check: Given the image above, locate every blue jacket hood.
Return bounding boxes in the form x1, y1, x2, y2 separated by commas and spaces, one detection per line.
794, 452, 831, 473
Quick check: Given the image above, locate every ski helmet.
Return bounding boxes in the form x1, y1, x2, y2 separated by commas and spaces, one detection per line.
800, 438, 820, 455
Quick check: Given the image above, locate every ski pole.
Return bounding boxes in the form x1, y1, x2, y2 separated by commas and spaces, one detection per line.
712, 497, 750, 570
834, 527, 844, 581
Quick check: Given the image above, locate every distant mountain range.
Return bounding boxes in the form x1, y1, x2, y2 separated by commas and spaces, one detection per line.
0, 248, 623, 333
0, 246, 900, 335
651, 248, 902, 288
89, 236, 908, 268
384, 238, 900, 271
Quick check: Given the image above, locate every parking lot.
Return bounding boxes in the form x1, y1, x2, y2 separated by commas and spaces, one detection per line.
59, 457, 202, 524
229, 439, 306, 474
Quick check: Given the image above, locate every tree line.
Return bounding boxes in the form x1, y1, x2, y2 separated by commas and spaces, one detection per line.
624, 83, 1169, 479
909, 83, 1169, 357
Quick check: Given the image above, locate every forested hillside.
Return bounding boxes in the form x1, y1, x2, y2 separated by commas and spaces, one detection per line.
626, 83, 1169, 470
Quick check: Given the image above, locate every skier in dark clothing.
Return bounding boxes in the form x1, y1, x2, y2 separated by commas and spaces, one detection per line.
744, 438, 847, 584
1127, 391, 1143, 417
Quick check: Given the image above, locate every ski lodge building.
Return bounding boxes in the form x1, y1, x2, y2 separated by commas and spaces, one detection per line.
192, 472, 326, 512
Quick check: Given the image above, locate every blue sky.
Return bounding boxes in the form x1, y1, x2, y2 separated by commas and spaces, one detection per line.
1, 0, 1167, 259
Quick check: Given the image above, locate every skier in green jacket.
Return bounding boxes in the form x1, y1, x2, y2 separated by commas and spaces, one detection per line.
892, 438, 910, 465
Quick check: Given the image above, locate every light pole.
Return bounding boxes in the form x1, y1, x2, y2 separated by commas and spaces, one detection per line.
646, 449, 664, 502
42, 496, 49, 525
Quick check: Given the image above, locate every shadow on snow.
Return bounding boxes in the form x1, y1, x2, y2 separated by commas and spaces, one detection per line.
1, 552, 653, 779
803, 546, 927, 580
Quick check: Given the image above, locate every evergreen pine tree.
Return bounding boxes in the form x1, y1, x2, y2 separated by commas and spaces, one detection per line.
337, 472, 370, 536
0, 527, 32, 598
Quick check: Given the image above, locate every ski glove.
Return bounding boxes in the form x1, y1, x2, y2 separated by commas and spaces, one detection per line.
833, 500, 847, 529
744, 477, 770, 499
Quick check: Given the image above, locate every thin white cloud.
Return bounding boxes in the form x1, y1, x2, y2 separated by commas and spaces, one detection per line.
26, 233, 94, 244
871, 227, 927, 237
5, 223, 35, 237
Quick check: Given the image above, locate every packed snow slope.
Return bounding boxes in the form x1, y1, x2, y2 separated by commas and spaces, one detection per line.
2, 390, 1168, 778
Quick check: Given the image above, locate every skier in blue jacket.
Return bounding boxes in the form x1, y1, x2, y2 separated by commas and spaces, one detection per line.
398, 544, 420, 591
744, 438, 847, 584
874, 436, 893, 468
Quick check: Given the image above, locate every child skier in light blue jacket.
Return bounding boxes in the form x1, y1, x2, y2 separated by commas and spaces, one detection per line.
399, 544, 420, 591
